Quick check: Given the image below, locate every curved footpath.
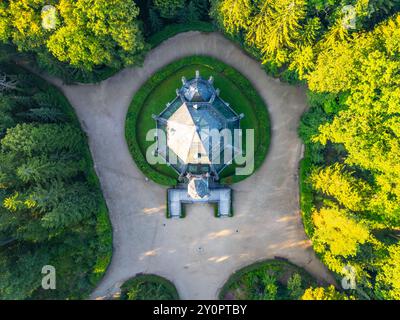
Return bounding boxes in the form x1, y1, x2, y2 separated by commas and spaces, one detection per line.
46, 32, 335, 299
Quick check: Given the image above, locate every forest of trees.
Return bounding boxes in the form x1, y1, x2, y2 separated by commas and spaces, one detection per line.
211, 0, 400, 300
0, 0, 399, 300
0, 0, 211, 300
0, 64, 111, 299
0, 0, 145, 71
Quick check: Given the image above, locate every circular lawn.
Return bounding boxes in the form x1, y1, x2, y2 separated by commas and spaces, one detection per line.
125, 56, 270, 186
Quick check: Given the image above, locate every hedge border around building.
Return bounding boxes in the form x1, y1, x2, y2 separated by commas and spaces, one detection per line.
125, 55, 271, 187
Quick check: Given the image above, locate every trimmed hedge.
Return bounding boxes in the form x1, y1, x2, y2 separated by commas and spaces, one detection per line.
148, 22, 216, 48
120, 274, 179, 300
299, 145, 315, 238
125, 55, 270, 186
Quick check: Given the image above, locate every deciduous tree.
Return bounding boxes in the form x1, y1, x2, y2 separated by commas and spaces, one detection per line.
312, 206, 370, 258
301, 285, 352, 300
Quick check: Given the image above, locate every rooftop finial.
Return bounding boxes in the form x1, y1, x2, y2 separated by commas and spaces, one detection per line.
195, 70, 200, 79
181, 76, 187, 85
208, 76, 214, 84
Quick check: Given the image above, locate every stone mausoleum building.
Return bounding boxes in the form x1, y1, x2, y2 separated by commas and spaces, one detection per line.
153, 71, 244, 218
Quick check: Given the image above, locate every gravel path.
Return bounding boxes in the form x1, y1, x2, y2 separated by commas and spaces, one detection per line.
46, 31, 334, 299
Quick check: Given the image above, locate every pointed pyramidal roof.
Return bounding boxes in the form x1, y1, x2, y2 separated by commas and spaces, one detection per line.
166, 103, 210, 164
154, 71, 244, 177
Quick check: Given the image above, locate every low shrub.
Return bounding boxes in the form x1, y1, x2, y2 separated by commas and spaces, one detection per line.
120, 274, 179, 300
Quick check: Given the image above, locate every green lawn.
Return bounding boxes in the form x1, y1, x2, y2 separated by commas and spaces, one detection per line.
219, 259, 320, 300
119, 274, 179, 300
126, 56, 270, 186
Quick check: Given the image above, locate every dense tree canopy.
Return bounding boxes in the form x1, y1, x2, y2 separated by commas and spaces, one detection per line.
245, 0, 309, 64
211, 0, 400, 300
0, 64, 110, 299
0, 0, 398, 300
301, 285, 353, 300
310, 15, 400, 225
211, 0, 253, 34
212, 0, 400, 70
0, 0, 145, 71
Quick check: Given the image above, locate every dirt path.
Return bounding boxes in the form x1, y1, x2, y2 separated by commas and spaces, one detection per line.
46, 31, 334, 299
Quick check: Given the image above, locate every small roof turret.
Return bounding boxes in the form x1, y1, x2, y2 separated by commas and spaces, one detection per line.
180, 71, 215, 102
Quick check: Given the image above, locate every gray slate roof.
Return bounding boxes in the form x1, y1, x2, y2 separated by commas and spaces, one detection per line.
155, 71, 243, 177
